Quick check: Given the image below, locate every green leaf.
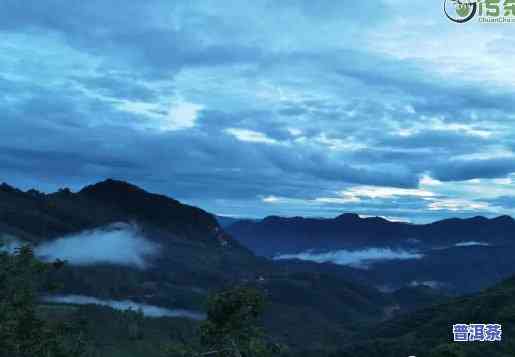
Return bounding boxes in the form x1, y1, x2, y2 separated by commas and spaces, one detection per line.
456, 4, 471, 17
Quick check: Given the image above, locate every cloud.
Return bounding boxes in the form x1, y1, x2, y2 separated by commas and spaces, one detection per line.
408, 281, 446, 289
225, 128, 279, 145
165, 100, 203, 131
338, 186, 435, 200
1, 0, 515, 222
381, 128, 491, 152
42, 295, 205, 320
485, 195, 515, 209
35, 223, 160, 269
262, 195, 280, 203
314, 196, 361, 204
0, 235, 23, 254
454, 241, 490, 247
426, 198, 490, 212
273, 248, 423, 269
419, 175, 443, 186
431, 157, 515, 182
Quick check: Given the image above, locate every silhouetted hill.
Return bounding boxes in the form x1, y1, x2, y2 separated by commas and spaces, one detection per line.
79, 179, 221, 243
227, 213, 515, 256
0, 179, 242, 249
0, 179, 259, 315
332, 275, 515, 357
215, 215, 250, 228
227, 213, 515, 295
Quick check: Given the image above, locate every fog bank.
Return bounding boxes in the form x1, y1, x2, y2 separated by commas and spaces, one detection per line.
454, 241, 490, 247
35, 223, 160, 269
274, 248, 423, 268
42, 294, 205, 320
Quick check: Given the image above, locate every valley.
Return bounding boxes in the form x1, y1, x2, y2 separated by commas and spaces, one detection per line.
2, 180, 514, 356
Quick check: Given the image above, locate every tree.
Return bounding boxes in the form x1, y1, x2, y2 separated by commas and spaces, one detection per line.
0, 244, 87, 357
121, 307, 145, 340
166, 286, 287, 357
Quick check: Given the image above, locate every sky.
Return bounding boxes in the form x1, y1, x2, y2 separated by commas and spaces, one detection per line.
2, 0, 515, 222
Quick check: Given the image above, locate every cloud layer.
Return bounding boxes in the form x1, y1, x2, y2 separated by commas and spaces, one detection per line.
42, 294, 204, 320
274, 248, 423, 269
454, 241, 490, 247
35, 223, 160, 269
1, 1, 515, 222
0, 234, 23, 254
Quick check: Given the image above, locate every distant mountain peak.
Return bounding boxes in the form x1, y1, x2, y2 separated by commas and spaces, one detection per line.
0, 182, 18, 193
335, 213, 361, 221
0, 179, 251, 250
492, 215, 515, 223
262, 215, 286, 222
79, 179, 145, 195
469, 215, 489, 221
363, 216, 390, 223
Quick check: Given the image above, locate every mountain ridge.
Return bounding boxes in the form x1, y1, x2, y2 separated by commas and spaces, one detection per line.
227, 212, 515, 256
0, 178, 239, 248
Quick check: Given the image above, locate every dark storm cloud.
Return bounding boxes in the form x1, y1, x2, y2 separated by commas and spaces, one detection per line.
260, 145, 418, 188
0, 1, 260, 74
330, 49, 515, 117
0, 146, 138, 172
0, 88, 417, 200
431, 158, 515, 182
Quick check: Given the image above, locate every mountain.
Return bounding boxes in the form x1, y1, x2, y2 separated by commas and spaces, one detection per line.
1, 179, 436, 351
0, 179, 256, 316
0, 179, 239, 246
227, 213, 515, 294
367, 243, 515, 294
330, 274, 515, 357
215, 215, 245, 228
0, 178, 260, 294
79, 180, 224, 244
227, 213, 515, 256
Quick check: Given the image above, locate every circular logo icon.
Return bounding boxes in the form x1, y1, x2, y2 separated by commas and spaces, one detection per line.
443, 0, 477, 23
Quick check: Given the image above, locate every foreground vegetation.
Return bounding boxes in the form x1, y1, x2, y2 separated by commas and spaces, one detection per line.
0, 245, 86, 357
0, 245, 283, 357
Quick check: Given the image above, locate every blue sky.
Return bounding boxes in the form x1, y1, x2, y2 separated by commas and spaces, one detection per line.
2, 0, 515, 222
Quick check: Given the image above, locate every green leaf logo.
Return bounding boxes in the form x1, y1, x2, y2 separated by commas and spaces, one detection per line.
444, 0, 478, 23
456, 4, 471, 17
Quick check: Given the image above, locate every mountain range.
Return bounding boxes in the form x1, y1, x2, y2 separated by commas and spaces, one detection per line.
226, 213, 515, 256
227, 213, 515, 294
0, 179, 444, 352
2, 179, 515, 355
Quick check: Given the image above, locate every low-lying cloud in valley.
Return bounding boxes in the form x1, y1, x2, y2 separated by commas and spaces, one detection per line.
35, 223, 160, 269
431, 241, 492, 251
42, 295, 205, 320
454, 241, 490, 247
274, 248, 423, 269
409, 280, 446, 289
0, 234, 23, 254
